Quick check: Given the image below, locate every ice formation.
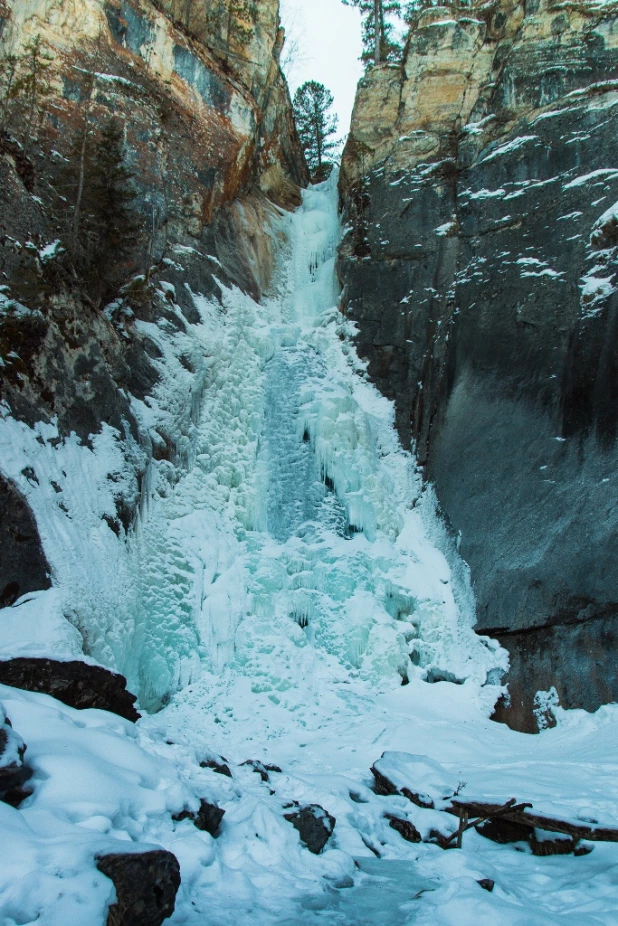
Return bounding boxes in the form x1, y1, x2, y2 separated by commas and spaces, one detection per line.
0, 172, 501, 710
2, 175, 618, 925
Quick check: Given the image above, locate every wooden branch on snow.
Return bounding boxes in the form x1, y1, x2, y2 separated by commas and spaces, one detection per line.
446, 799, 618, 843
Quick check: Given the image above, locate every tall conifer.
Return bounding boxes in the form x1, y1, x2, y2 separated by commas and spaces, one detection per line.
292, 81, 338, 178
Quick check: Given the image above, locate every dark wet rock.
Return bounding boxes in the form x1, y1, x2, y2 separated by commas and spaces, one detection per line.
199, 756, 232, 777
371, 765, 400, 798
385, 814, 422, 844
195, 800, 225, 836
477, 879, 495, 893
173, 800, 225, 837
491, 617, 618, 733
0, 658, 139, 721
529, 830, 579, 857
476, 818, 534, 845
240, 759, 282, 782
284, 803, 336, 854
96, 849, 181, 926
0, 714, 32, 807
0, 476, 50, 608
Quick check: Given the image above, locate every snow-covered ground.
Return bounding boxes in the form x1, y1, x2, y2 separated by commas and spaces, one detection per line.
1, 175, 618, 924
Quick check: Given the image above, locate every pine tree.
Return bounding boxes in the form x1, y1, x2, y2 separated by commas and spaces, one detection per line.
12, 34, 54, 153
58, 116, 143, 300
292, 81, 338, 178
86, 119, 142, 285
403, 0, 445, 23
0, 51, 20, 135
343, 0, 404, 66
200, 0, 259, 62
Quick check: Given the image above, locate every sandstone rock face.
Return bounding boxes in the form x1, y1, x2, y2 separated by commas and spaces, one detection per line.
339, 0, 618, 731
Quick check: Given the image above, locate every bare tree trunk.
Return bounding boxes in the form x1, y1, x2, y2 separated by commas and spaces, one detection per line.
226, 3, 233, 61
72, 74, 95, 255
374, 0, 381, 64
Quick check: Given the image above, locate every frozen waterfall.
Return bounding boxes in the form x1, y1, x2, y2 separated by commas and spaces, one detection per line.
127, 173, 501, 718
0, 173, 502, 717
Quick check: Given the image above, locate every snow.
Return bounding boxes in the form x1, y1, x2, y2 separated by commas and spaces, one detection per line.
0, 589, 86, 661
516, 257, 564, 280
467, 187, 506, 200
435, 220, 457, 237
373, 752, 459, 808
480, 135, 538, 164
1, 173, 618, 924
38, 239, 63, 262
563, 168, 618, 190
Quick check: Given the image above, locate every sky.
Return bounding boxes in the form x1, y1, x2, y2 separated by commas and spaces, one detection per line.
279, 0, 364, 142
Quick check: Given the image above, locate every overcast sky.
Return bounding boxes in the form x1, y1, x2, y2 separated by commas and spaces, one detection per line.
279, 0, 364, 142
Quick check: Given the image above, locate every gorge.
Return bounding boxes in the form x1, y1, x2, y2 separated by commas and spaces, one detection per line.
0, 1, 618, 924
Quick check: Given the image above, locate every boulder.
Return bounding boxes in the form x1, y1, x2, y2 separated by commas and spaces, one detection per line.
240, 759, 282, 782
96, 849, 181, 926
0, 658, 139, 721
371, 753, 457, 810
385, 814, 422, 844
477, 879, 495, 893
284, 803, 336, 854
195, 800, 225, 836
199, 756, 232, 777
0, 709, 32, 807
173, 799, 225, 837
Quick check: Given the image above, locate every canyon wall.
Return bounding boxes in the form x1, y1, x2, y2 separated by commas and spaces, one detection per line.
339, 0, 618, 731
0, 0, 306, 440
0, 0, 307, 693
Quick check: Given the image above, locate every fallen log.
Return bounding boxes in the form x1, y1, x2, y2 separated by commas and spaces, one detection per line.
442, 798, 532, 848
447, 799, 618, 843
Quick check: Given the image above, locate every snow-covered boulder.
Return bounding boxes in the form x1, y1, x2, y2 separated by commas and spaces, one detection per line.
173, 799, 225, 837
284, 803, 336, 854
371, 752, 458, 810
0, 704, 31, 805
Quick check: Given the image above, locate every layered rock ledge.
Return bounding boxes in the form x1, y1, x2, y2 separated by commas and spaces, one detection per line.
338, 0, 618, 731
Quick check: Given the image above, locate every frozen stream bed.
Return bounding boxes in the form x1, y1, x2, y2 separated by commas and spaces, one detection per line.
1, 176, 618, 924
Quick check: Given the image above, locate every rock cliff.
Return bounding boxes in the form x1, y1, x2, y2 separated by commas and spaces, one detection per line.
0, 0, 307, 700
0, 0, 306, 441
339, 0, 618, 731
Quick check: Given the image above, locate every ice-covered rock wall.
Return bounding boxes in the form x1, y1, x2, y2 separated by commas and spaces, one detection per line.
0, 0, 308, 700
338, 0, 618, 731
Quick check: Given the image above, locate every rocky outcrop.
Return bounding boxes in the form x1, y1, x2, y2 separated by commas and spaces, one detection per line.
0, 476, 50, 608
339, 0, 618, 731
96, 849, 181, 926
0, 0, 307, 684
0, 658, 140, 720
0, 0, 307, 441
0, 0, 306, 418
